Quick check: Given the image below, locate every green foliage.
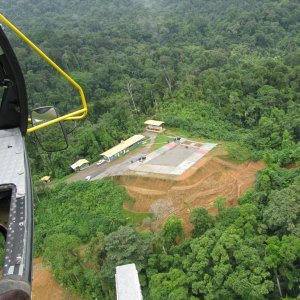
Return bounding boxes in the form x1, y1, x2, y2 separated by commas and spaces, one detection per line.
214, 196, 227, 213
149, 268, 189, 300
84, 232, 106, 266
154, 135, 171, 144
150, 134, 172, 151
6, 0, 298, 177
189, 208, 214, 237
35, 179, 128, 254
159, 217, 184, 249
100, 226, 151, 297
183, 205, 274, 299
263, 186, 300, 235
34, 165, 300, 299
157, 100, 240, 141
43, 234, 83, 289
122, 209, 152, 227
225, 142, 252, 162
265, 235, 300, 296
4, 0, 300, 298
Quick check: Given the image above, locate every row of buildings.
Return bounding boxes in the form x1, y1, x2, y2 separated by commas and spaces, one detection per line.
101, 120, 165, 162
66, 134, 145, 173
41, 120, 166, 180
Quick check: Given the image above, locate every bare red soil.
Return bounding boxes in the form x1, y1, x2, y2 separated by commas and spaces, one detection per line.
32, 258, 80, 300
117, 148, 264, 229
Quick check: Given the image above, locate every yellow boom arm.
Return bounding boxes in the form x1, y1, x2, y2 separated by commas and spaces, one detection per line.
0, 13, 88, 133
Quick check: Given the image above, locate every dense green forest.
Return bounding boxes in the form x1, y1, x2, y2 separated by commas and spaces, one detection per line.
3, 0, 300, 177
35, 167, 300, 299
2, 0, 300, 299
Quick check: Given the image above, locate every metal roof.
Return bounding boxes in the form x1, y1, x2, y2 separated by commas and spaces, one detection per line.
70, 159, 89, 170
101, 135, 145, 158
115, 264, 143, 300
0, 129, 26, 197
144, 119, 164, 126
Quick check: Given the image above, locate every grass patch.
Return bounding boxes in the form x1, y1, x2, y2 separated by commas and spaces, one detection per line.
150, 134, 173, 151
165, 128, 219, 144
123, 209, 152, 226
224, 142, 252, 163
155, 134, 172, 143
49, 173, 74, 186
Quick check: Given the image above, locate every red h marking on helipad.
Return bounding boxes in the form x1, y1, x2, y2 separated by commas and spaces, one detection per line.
166, 143, 177, 149
198, 148, 209, 154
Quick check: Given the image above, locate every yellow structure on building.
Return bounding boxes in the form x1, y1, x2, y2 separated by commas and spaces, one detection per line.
71, 159, 89, 172
101, 135, 145, 162
144, 120, 165, 133
40, 176, 51, 183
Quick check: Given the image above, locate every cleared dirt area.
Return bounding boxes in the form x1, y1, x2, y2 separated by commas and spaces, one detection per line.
116, 147, 264, 229
32, 258, 80, 300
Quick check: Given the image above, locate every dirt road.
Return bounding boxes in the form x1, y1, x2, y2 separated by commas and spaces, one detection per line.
66, 133, 157, 183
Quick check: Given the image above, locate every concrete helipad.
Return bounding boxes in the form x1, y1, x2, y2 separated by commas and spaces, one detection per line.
128, 141, 217, 176
148, 144, 196, 166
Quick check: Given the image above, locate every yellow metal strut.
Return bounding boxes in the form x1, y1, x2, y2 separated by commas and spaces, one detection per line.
0, 13, 88, 133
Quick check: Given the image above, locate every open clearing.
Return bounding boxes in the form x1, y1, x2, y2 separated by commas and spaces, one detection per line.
64, 134, 216, 182
62, 136, 264, 231
116, 146, 265, 229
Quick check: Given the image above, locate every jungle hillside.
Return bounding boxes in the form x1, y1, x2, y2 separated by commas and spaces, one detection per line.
2, 0, 300, 299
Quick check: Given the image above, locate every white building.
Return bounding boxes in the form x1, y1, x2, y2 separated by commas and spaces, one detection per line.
101, 135, 145, 162
115, 263, 143, 300
144, 120, 165, 133
70, 159, 89, 172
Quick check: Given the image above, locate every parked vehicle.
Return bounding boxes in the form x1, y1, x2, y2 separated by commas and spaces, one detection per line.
97, 159, 105, 166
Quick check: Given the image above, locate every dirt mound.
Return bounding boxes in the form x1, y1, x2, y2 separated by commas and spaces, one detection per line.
32, 258, 80, 300
116, 175, 175, 191
118, 156, 264, 228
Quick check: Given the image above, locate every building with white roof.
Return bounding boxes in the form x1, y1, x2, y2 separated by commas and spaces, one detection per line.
144, 120, 165, 133
101, 135, 145, 162
70, 159, 89, 171
115, 263, 143, 300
